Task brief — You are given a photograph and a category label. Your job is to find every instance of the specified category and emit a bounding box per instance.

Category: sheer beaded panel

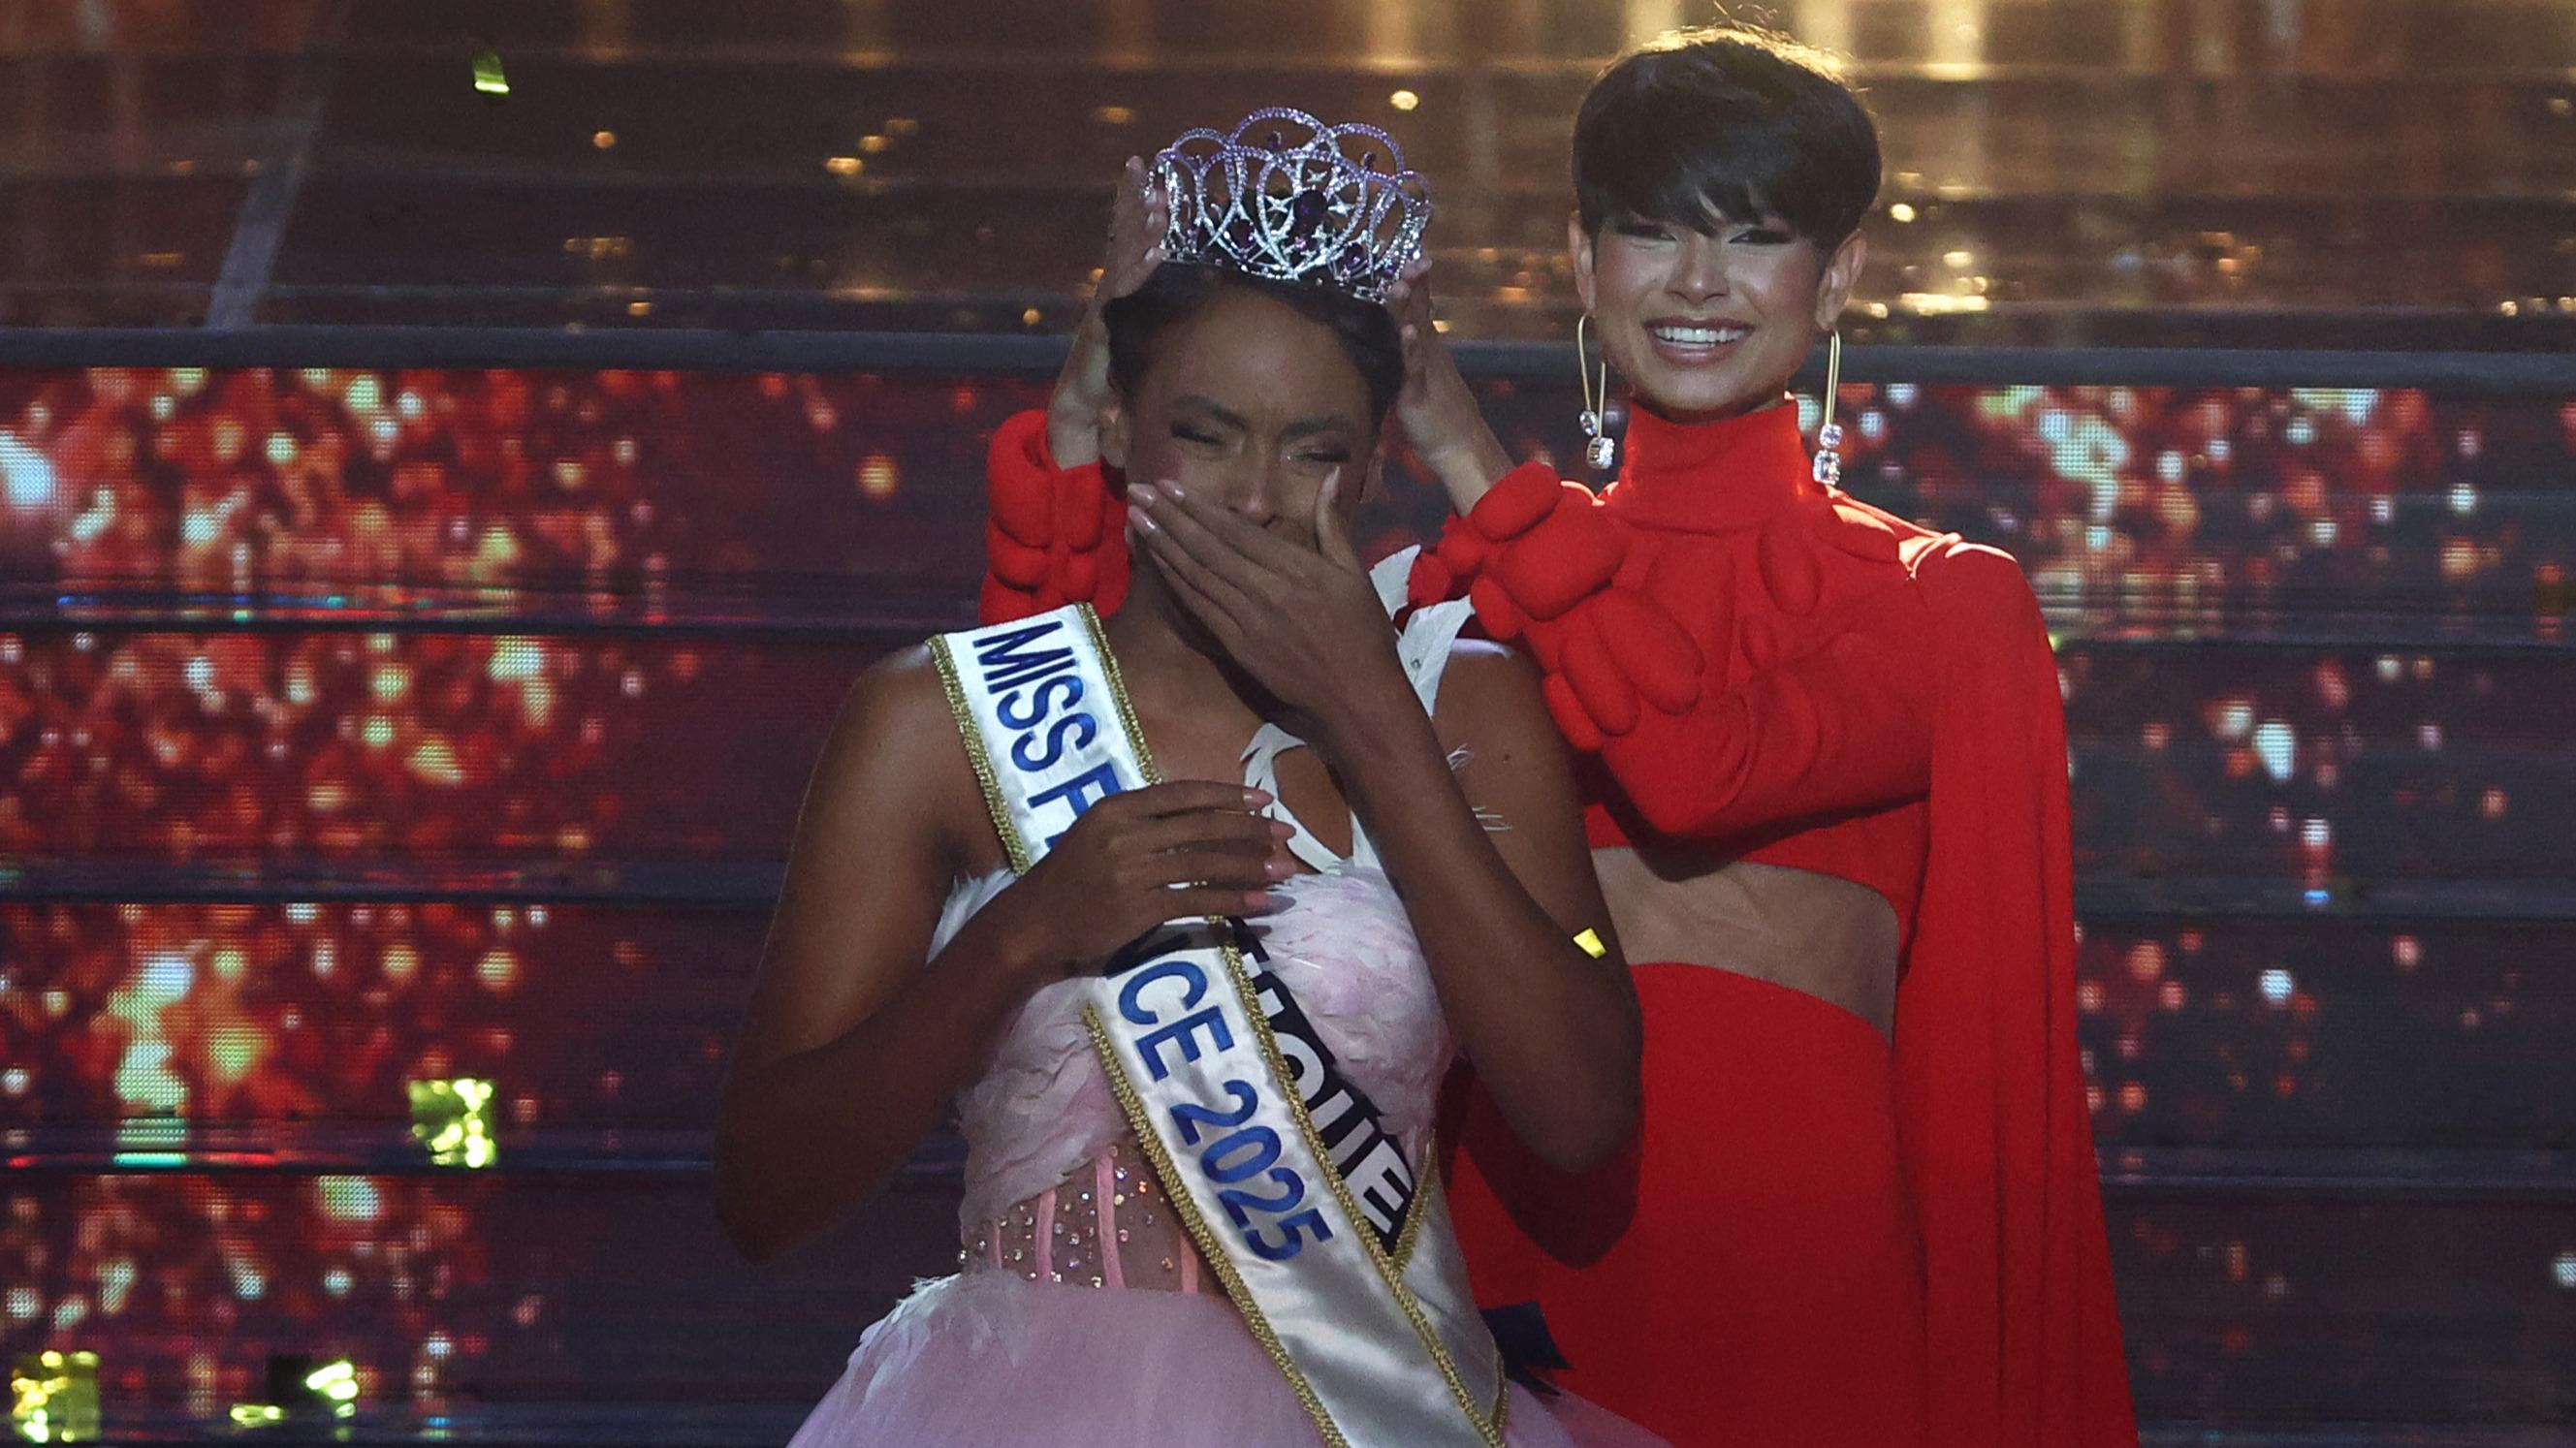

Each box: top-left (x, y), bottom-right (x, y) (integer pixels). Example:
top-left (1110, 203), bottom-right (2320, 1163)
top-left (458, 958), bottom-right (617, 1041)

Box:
top-left (962, 1135), bottom-right (1210, 1294)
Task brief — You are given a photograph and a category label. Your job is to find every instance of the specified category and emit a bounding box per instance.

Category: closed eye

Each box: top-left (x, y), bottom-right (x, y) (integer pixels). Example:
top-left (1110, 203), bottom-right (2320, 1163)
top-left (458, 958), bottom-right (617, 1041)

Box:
top-left (1731, 227), bottom-right (1795, 246)
top-left (1171, 425), bottom-right (1224, 447)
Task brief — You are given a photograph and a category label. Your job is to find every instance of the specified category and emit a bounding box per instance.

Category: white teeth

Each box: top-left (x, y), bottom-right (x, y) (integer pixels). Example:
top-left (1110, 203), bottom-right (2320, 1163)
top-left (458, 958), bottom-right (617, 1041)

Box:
top-left (1650, 324), bottom-right (1746, 347)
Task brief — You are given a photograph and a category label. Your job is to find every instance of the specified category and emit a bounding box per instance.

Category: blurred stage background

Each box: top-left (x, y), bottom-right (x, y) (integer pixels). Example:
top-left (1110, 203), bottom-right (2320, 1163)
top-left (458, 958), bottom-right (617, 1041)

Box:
top-left (0, 1), bottom-right (2572, 1443)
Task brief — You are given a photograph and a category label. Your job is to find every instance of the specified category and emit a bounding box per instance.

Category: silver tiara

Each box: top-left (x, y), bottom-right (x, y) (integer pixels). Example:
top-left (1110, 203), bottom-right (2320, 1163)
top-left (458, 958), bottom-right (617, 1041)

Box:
top-left (1151, 108), bottom-right (1432, 304)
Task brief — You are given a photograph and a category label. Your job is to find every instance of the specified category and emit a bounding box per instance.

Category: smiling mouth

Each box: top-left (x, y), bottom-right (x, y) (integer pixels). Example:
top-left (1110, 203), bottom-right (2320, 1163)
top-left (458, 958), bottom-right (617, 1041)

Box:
top-left (1647, 322), bottom-right (1751, 349)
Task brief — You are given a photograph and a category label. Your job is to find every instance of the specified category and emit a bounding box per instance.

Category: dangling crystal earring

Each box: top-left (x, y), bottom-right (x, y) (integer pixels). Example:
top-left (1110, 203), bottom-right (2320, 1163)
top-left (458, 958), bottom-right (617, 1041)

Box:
top-left (1811, 330), bottom-right (1845, 487)
top-left (1575, 313), bottom-right (1615, 472)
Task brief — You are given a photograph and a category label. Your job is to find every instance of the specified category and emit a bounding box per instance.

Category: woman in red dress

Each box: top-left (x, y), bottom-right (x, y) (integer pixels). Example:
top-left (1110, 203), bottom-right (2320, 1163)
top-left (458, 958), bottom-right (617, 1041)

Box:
top-left (980, 27), bottom-right (2135, 1448)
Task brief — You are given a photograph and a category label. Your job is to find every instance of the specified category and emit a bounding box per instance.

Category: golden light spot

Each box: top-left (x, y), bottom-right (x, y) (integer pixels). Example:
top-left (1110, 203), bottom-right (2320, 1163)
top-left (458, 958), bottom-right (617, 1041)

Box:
top-left (304, 1359), bottom-right (360, 1407)
top-left (471, 43), bottom-right (510, 101)
top-left (16, 1352), bottom-right (102, 1440)
top-left (407, 1082), bottom-right (496, 1169)
top-left (407, 737), bottom-right (465, 787)
top-left (825, 155), bottom-right (865, 176)
top-left (475, 525), bottom-right (522, 571)
top-left (1889, 203), bottom-right (1917, 223)
top-left (1389, 89), bottom-right (1420, 112)
top-left (857, 455), bottom-right (900, 500)
top-left (1898, 292), bottom-right (1988, 315)
top-left (208, 1025), bottom-right (266, 1084)
top-left (591, 130), bottom-right (617, 149)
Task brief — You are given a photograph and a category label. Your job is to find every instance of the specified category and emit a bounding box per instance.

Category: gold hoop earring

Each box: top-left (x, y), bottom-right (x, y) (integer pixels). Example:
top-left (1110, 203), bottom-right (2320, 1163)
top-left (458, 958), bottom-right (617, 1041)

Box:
top-left (1575, 313), bottom-right (1615, 471)
top-left (1811, 330), bottom-right (1845, 487)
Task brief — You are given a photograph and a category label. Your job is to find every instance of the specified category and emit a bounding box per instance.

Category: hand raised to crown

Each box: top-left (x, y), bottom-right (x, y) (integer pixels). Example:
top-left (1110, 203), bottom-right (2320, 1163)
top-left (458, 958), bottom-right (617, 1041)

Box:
top-left (1048, 156), bottom-right (1170, 470)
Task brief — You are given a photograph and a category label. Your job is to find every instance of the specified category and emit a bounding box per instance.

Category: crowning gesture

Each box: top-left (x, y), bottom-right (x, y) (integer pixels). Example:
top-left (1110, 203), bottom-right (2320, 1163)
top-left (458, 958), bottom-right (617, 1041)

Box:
top-left (1047, 156), bottom-right (1170, 469)
top-left (1385, 256), bottom-right (1517, 514)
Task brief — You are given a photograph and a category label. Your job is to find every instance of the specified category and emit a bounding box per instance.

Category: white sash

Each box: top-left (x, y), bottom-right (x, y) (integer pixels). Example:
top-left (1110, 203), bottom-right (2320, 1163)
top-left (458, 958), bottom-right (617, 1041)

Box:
top-left (931, 604), bottom-right (1508, 1448)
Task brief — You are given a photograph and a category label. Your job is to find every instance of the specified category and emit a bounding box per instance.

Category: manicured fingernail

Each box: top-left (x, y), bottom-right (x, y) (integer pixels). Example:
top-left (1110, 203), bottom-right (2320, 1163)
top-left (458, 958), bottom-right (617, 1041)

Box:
top-left (1269, 820), bottom-right (1295, 839)
top-left (1264, 857), bottom-right (1295, 881)
top-left (1131, 508), bottom-right (1159, 535)
top-left (1243, 788), bottom-right (1273, 806)
top-left (1154, 479), bottom-right (1184, 500)
top-left (1242, 891), bottom-right (1276, 912)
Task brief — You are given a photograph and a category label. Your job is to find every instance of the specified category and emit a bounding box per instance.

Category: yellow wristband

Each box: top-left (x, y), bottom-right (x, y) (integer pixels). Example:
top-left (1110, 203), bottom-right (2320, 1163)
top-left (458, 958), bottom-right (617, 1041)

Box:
top-left (1572, 928), bottom-right (1607, 960)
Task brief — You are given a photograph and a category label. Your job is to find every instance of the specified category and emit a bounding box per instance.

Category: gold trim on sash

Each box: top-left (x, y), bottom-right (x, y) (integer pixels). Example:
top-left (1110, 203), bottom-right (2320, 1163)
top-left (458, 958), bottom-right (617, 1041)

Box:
top-left (1089, 605), bottom-right (1502, 1444)
top-left (1393, 1156), bottom-right (1436, 1272)
top-left (1222, 950), bottom-right (1507, 1443)
top-left (1082, 1006), bottom-right (1352, 1448)
top-left (928, 632), bottom-right (1034, 874)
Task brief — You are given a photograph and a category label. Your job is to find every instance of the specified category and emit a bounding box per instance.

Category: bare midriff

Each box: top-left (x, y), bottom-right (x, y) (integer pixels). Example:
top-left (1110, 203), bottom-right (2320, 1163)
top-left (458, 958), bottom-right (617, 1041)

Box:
top-left (1592, 845), bottom-right (1902, 1039)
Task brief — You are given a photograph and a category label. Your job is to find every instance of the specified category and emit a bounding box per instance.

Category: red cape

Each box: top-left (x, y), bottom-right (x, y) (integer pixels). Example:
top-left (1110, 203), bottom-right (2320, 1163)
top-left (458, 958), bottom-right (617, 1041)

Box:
top-left (1902, 536), bottom-right (2136, 1446)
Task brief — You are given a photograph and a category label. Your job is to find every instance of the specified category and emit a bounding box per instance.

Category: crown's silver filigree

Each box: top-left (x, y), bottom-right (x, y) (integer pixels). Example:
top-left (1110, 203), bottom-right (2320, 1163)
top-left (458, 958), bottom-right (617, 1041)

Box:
top-left (1151, 108), bottom-right (1431, 304)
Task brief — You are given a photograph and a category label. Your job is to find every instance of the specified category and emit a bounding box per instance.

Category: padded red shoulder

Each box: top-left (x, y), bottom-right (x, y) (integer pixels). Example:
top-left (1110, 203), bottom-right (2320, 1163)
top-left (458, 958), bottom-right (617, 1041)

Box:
top-left (1464, 461), bottom-right (1574, 540)
top-left (976, 411), bottom-right (1131, 624)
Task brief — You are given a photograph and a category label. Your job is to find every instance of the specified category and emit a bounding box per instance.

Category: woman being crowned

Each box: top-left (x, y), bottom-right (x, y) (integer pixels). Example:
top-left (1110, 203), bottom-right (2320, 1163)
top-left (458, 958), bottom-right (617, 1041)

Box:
top-left (977, 30), bottom-right (2138, 1448)
top-left (716, 110), bottom-right (1663, 1448)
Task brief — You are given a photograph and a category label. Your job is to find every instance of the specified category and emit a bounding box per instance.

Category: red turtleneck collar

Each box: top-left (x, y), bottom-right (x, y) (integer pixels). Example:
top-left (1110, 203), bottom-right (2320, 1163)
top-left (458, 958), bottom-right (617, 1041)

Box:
top-left (1606, 395), bottom-right (1818, 534)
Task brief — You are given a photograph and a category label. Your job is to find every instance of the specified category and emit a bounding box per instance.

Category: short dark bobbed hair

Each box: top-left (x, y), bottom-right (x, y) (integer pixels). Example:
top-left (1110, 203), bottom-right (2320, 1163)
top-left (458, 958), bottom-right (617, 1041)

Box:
top-left (1102, 264), bottom-right (1405, 425)
top-left (1574, 25), bottom-right (1882, 247)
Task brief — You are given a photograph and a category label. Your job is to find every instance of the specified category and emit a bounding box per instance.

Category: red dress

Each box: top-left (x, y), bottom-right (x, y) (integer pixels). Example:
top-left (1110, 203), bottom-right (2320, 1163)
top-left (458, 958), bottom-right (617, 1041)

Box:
top-left (978, 404), bottom-right (2137, 1448)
